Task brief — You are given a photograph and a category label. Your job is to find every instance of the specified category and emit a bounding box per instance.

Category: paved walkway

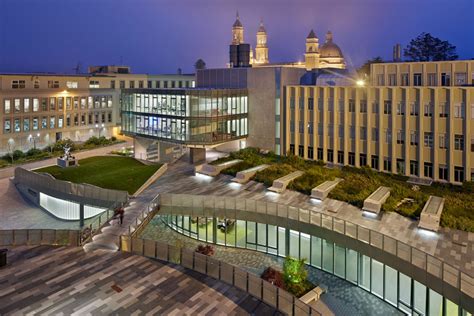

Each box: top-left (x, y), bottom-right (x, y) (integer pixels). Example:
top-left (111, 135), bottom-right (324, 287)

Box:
top-left (0, 246), bottom-right (280, 315)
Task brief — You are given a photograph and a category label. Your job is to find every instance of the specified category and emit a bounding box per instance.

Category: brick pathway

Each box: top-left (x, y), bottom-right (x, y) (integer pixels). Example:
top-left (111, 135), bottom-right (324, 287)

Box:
top-left (0, 246), bottom-right (281, 315)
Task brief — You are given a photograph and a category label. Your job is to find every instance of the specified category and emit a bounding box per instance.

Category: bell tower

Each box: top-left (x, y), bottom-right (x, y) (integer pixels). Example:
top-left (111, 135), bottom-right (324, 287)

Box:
top-left (254, 20), bottom-right (269, 65)
top-left (304, 29), bottom-right (320, 70)
top-left (232, 11), bottom-right (244, 45)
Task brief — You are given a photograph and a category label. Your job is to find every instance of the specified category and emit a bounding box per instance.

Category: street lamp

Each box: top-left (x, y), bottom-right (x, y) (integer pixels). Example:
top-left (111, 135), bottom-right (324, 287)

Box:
top-left (7, 138), bottom-right (15, 164)
top-left (29, 133), bottom-right (40, 149)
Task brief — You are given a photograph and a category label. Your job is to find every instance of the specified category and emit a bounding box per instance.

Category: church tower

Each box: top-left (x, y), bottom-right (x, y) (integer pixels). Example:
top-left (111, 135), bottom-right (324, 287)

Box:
top-left (254, 20), bottom-right (269, 65)
top-left (304, 29), bottom-right (320, 70)
top-left (232, 12), bottom-right (244, 45)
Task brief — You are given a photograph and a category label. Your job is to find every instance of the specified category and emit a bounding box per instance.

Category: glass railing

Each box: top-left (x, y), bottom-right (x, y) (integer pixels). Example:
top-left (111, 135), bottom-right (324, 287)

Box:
top-left (158, 193), bottom-right (474, 301)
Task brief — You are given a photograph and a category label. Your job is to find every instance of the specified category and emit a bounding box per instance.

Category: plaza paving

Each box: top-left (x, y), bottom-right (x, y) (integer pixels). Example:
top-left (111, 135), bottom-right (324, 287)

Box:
top-left (0, 245), bottom-right (281, 315)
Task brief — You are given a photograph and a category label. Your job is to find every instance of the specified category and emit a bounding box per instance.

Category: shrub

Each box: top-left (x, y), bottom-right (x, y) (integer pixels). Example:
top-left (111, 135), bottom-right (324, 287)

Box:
top-left (254, 164), bottom-right (296, 187)
top-left (110, 136), bottom-right (117, 142)
top-left (195, 244), bottom-right (215, 256)
top-left (283, 256), bottom-right (308, 285)
top-left (26, 148), bottom-right (43, 157)
top-left (261, 267), bottom-right (285, 288)
top-left (52, 139), bottom-right (76, 152)
top-left (12, 150), bottom-right (25, 160)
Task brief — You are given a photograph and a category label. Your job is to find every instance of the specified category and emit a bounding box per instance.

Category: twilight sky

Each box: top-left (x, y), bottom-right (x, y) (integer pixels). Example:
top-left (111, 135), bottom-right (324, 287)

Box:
top-left (0, 0), bottom-right (472, 74)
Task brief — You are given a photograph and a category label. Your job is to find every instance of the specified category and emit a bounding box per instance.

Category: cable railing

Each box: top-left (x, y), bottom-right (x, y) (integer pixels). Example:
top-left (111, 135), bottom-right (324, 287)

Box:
top-left (158, 193), bottom-right (474, 301)
top-left (120, 235), bottom-right (322, 316)
top-left (80, 201), bottom-right (124, 245)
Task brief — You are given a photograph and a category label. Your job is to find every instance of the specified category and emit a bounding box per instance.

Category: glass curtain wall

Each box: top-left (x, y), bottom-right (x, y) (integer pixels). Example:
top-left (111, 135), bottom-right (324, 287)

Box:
top-left (162, 214), bottom-right (469, 316)
top-left (121, 89), bottom-right (248, 145)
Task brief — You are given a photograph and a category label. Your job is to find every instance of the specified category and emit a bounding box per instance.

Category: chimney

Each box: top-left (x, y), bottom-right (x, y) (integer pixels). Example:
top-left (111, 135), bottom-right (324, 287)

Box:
top-left (393, 44), bottom-right (401, 62)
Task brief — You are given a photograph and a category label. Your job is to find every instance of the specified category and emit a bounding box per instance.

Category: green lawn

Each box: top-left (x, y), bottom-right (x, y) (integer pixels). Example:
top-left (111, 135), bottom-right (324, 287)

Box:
top-left (36, 156), bottom-right (162, 194)
top-left (212, 148), bottom-right (474, 232)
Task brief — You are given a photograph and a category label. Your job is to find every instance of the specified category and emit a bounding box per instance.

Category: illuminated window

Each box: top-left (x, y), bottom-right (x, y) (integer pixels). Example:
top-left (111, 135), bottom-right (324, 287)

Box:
top-left (66, 81), bottom-right (78, 89)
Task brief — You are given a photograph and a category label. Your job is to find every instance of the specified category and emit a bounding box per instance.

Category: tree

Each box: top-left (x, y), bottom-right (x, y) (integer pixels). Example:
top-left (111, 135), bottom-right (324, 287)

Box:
top-left (404, 32), bottom-right (458, 62)
top-left (357, 56), bottom-right (384, 78)
top-left (194, 59), bottom-right (206, 71)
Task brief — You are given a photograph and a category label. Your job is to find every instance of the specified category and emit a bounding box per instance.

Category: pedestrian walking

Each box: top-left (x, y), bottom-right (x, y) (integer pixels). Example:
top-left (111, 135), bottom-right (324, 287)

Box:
top-left (119, 208), bottom-right (124, 225)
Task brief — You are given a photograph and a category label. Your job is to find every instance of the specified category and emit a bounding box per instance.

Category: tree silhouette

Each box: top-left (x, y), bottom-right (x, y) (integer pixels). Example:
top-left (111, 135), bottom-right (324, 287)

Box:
top-left (194, 59), bottom-right (206, 71)
top-left (404, 33), bottom-right (458, 61)
top-left (357, 56), bottom-right (384, 77)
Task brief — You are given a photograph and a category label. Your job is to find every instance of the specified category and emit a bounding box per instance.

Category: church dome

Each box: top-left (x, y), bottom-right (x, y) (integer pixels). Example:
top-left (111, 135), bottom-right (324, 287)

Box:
top-left (320, 31), bottom-right (344, 58)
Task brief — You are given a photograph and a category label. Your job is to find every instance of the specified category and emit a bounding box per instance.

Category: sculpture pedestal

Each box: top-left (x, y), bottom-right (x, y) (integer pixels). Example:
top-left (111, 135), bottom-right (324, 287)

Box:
top-left (57, 157), bottom-right (78, 168)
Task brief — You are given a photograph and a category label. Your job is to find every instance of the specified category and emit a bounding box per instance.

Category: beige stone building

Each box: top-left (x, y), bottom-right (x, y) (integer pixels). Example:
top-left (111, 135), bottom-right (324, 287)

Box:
top-left (284, 60), bottom-right (474, 184)
top-left (0, 68), bottom-right (194, 154)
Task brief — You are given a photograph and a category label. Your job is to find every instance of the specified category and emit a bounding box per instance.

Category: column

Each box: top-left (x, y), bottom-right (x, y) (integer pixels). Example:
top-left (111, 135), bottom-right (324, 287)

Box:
top-left (354, 87), bottom-right (361, 167)
top-left (448, 88), bottom-right (455, 182)
top-left (404, 88), bottom-right (411, 175)
top-left (322, 87), bottom-right (328, 162)
top-left (366, 87), bottom-right (373, 163)
top-left (378, 88), bottom-right (384, 172)
top-left (333, 88), bottom-right (339, 160)
top-left (344, 88), bottom-right (350, 165)
top-left (432, 88), bottom-right (439, 181)
top-left (418, 88), bottom-right (425, 178)
top-left (303, 87), bottom-right (309, 159)
top-left (464, 88), bottom-right (471, 181)
top-left (391, 88), bottom-right (398, 173)
top-left (79, 204), bottom-right (85, 228)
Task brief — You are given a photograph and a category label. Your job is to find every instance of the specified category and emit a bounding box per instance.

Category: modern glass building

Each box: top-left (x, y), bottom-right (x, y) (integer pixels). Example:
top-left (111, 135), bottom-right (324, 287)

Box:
top-left (121, 89), bottom-right (248, 145)
top-left (161, 214), bottom-right (472, 316)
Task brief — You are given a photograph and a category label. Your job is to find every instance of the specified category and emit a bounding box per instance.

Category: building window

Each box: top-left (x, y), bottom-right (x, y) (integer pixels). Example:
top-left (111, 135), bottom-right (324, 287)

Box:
top-left (34, 79), bottom-right (40, 89)
top-left (308, 122), bottom-right (313, 134)
top-left (371, 155), bottom-right (379, 170)
top-left (41, 116), bottom-right (47, 129)
top-left (385, 129), bottom-right (392, 143)
top-left (454, 167), bottom-right (464, 182)
top-left (455, 72), bottom-right (467, 86)
top-left (424, 163), bottom-right (433, 178)
top-left (439, 103), bottom-right (448, 117)
top-left (410, 131), bottom-right (418, 146)
top-left (4, 119), bottom-right (11, 133)
top-left (14, 118), bottom-right (21, 132)
top-left (427, 73), bottom-right (437, 86)
top-left (89, 80), bottom-right (100, 88)
top-left (13, 99), bottom-right (20, 113)
top-left (410, 160), bottom-right (418, 176)
top-left (298, 145), bottom-right (304, 157)
top-left (376, 74), bottom-right (384, 86)
top-left (120, 80), bottom-right (125, 89)
top-left (396, 130), bottom-right (404, 144)
top-left (50, 116), bottom-right (55, 129)
top-left (360, 154), bottom-right (367, 167)
top-left (383, 101), bottom-right (392, 114)
top-left (33, 117), bottom-right (38, 130)
top-left (441, 73), bottom-right (451, 86)
top-left (396, 102), bottom-right (404, 115)
top-left (41, 98), bottom-right (48, 111)
top-left (299, 96), bottom-right (304, 109)
top-left (308, 97), bottom-right (314, 110)
top-left (164, 81), bottom-right (168, 88)
top-left (372, 102), bottom-right (379, 114)
top-left (66, 114), bottom-right (71, 127)
top-left (80, 97), bottom-right (86, 109)
top-left (24, 98), bottom-right (30, 112)
top-left (299, 122), bottom-right (304, 133)
top-left (348, 99), bottom-right (355, 112)
top-left (337, 151), bottom-right (344, 164)
top-left (454, 135), bottom-right (464, 150)
top-left (327, 150), bottom-right (334, 163)
top-left (413, 73), bottom-right (422, 86)
top-left (12, 80), bottom-right (26, 89)
top-left (23, 118), bottom-right (30, 132)
top-left (58, 97), bottom-right (64, 110)
top-left (388, 74), bottom-right (396, 86)
top-left (454, 104), bottom-right (464, 118)
top-left (33, 98), bottom-right (39, 112)
top-left (372, 128), bottom-right (379, 141)
top-left (383, 157), bottom-right (391, 172)
top-left (66, 81), bottom-right (78, 89)
top-left (156, 81), bottom-right (161, 88)
top-left (49, 97), bottom-right (56, 111)
top-left (171, 81), bottom-right (176, 88)
top-left (4, 100), bottom-right (11, 114)
top-left (108, 112), bottom-right (112, 123)
top-left (410, 103), bottom-right (418, 116)
top-left (397, 159), bottom-right (405, 174)
top-left (138, 80), bottom-right (144, 88)
top-left (424, 103), bottom-right (433, 117)
top-left (401, 73), bottom-right (409, 86)
top-left (360, 127), bottom-right (367, 140)
top-left (348, 152), bottom-right (355, 166)
top-left (147, 80), bottom-right (153, 88)
top-left (110, 80), bottom-right (116, 89)
top-left (129, 81), bottom-right (135, 88)
top-left (48, 80), bottom-right (60, 88)
top-left (289, 144), bottom-right (295, 155)
top-left (360, 100), bottom-right (367, 113)
top-left (424, 132), bottom-right (433, 148)
top-left (317, 148), bottom-right (323, 161)
top-left (439, 165), bottom-right (448, 181)
top-left (439, 134), bottom-right (447, 149)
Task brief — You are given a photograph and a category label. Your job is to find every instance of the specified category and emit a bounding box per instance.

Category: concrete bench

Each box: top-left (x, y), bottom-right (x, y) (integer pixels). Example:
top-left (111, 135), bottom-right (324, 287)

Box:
top-left (363, 186), bottom-right (391, 214)
top-left (268, 171), bottom-right (304, 193)
top-left (311, 178), bottom-right (342, 201)
top-left (299, 285), bottom-right (327, 304)
top-left (195, 159), bottom-right (242, 177)
top-left (231, 164), bottom-right (269, 184)
top-left (418, 196), bottom-right (445, 232)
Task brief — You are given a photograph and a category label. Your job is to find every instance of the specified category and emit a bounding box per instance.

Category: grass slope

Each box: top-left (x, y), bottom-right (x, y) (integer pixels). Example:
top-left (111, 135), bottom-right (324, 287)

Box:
top-left (36, 156), bottom-right (161, 195)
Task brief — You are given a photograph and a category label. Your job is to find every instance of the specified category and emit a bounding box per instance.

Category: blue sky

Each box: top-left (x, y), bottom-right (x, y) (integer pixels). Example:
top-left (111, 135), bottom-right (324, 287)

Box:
top-left (0, 0), bottom-right (472, 74)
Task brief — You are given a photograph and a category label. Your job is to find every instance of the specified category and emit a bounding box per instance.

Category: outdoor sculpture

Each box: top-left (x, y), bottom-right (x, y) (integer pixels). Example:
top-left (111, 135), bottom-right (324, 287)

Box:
top-left (57, 144), bottom-right (78, 168)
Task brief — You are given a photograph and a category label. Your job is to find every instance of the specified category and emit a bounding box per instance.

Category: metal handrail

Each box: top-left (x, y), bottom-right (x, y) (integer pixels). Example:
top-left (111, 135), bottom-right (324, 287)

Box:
top-left (158, 193), bottom-right (473, 299)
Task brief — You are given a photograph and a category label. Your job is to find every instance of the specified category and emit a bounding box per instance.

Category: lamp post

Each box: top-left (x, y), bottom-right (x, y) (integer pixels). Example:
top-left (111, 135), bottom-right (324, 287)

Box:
top-left (95, 123), bottom-right (105, 137)
top-left (29, 133), bottom-right (40, 149)
top-left (7, 138), bottom-right (15, 164)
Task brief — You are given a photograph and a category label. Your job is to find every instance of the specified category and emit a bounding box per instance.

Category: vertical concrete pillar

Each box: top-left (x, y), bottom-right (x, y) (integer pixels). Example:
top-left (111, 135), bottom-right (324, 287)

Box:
top-left (79, 203), bottom-right (84, 228)
top-left (190, 147), bottom-right (206, 165)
